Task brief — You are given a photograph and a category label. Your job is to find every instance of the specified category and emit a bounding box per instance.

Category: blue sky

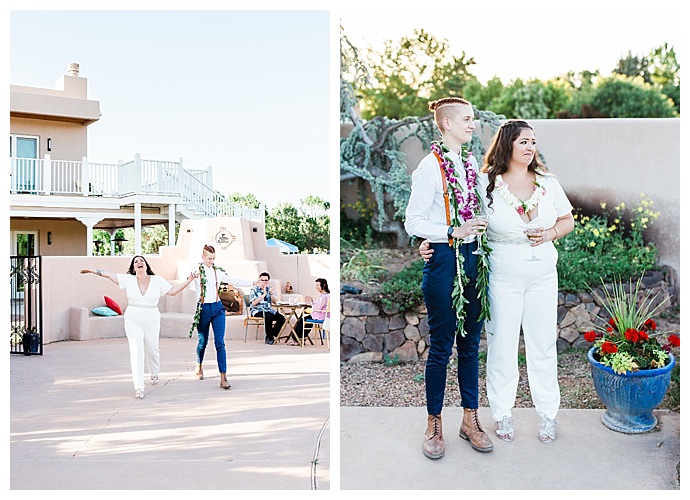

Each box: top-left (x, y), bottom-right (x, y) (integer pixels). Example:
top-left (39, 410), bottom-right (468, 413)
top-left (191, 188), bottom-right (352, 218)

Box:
top-left (10, 8), bottom-right (331, 210)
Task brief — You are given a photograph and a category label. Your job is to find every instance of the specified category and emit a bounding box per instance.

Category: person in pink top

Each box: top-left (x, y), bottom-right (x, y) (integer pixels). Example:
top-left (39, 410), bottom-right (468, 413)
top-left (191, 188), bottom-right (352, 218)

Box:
top-left (292, 278), bottom-right (330, 345)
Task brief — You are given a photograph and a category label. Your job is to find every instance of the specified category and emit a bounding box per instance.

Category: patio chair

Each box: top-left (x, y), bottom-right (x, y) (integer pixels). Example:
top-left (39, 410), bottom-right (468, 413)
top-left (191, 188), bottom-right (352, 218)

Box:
top-left (303, 296), bottom-right (330, 348)
top-left (243, 294), bottom-right (264, 342)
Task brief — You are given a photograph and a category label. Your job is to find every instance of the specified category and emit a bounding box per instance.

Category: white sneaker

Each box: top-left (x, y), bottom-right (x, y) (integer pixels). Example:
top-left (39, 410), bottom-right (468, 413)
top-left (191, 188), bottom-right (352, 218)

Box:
top-left (495, 415), bottom-right (514, 442)
top-left (538, 415), bottom-right (557, 443)
top-left (135, 389), bottom-right (145, 400)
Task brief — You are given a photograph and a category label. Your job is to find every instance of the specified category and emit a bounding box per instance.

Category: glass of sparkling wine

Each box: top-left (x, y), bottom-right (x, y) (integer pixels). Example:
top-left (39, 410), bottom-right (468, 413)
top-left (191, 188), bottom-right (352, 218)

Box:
top-left (524, 226), bottom-right (543, 261)
top-left (472, 215), bottom-right (488, 255)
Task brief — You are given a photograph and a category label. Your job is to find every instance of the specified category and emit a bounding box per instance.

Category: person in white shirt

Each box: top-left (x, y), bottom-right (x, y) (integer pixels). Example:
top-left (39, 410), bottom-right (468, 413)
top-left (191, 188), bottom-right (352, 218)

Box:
top-left (190, 244), bottom-right (250, 389)
top-left (81, 256), bottom-right (198, 400)
top-left (404, 97), bottom-right (494, 459)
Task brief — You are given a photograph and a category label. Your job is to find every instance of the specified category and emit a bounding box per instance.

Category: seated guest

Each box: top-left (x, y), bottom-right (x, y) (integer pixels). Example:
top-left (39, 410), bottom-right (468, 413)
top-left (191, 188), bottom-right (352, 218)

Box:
top-left (293, 278), bottom-right (330, 345)
top-left (249, 272), bottom-right (285, 345)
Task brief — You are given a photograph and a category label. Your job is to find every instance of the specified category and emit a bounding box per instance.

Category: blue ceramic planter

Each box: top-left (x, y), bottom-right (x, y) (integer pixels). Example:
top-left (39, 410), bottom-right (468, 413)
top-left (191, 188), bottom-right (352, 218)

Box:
top-left (587, 346), bottom-right (675, 433)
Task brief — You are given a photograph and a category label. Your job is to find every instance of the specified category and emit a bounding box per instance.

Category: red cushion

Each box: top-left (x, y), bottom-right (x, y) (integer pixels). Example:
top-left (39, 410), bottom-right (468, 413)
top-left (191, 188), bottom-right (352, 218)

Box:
top-left (104, 296), bottom-right (122, 315)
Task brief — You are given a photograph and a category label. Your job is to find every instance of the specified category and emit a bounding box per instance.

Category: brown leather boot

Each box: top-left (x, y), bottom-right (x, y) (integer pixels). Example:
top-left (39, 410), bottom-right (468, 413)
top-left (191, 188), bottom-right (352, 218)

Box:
top-left (195, 364), bottom-right (203, 380)
top-left (219, 372), bottom-right (231, 390)
top-left (459, 408), bottom-right (494, 452)
top-left (423, 414), bottom-right (445, 459)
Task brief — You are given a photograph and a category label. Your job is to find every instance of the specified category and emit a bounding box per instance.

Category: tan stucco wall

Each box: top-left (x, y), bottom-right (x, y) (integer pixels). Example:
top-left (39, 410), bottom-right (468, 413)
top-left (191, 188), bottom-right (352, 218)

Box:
top-left (10, 219), bottom-right (85, 256)
top-left (341, 118), bottom-right (680, 286)
top-left (38, 217), bottom-right (332, 343)
top-left (10, 117), bottom-right (88, 160)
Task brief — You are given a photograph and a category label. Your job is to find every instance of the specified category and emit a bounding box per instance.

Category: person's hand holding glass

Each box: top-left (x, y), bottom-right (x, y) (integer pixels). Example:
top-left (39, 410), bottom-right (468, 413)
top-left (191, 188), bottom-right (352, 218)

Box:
top-left (472, 213), bottom-right (488, 255)
top-left (524, 224), bottom-right (544, 261)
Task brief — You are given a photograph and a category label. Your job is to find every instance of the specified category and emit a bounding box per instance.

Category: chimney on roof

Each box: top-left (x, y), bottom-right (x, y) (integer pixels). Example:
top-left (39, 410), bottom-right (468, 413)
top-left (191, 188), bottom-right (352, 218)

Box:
top-left (67, 62), bottom-right (80, 76)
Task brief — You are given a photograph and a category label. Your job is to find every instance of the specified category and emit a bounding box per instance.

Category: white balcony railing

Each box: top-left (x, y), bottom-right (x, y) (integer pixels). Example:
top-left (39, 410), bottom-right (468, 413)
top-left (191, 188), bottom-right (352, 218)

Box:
top-left (9, 154), bottom-right (264, 222)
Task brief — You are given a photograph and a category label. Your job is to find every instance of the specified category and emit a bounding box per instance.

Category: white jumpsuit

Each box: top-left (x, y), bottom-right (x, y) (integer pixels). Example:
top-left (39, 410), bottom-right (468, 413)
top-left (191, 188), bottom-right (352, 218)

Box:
top-left (479, 173), bottom-right (572, 422)
top-left (118, 274), bottom-right (172, 392)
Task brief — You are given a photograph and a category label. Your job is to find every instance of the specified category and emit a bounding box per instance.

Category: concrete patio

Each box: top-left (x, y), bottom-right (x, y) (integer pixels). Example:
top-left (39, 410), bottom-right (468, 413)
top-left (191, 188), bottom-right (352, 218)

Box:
top-left (10, 335), bottom-right (330, 490)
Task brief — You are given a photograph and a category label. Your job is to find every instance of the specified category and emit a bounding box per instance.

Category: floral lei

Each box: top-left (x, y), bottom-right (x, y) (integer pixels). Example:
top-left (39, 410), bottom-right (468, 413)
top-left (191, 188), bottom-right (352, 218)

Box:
top-left (188, 263), bottom-right (228, 338)
top-left (431, 141), bottom-right (491, 335)
top-left (495, 173), bottom-right (547, 216)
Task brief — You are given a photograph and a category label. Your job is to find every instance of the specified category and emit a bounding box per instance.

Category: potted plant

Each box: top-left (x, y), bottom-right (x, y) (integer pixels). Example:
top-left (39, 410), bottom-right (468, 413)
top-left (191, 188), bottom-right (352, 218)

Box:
top-left (584, 275), bottom-right (680, 433)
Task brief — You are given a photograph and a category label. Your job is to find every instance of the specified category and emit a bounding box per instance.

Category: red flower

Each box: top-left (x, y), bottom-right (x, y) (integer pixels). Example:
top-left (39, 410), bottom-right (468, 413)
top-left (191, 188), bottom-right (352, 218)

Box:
top-left (643, 318), bottom-right (656, 330)
top-left (608, 317), bottom-right (617, 327)
top-left (601, 340), bottom-right (618, 354)
top-left (606, 326), bottom-right (613, 332)
top-left (624, 328), bottom-right (640, 343)
top-left (584, 330), bottom-right (597, 343)
top-left (668, 334), bottom-right (680, 347)
top-left (638, 331), bottom-right (649, 342)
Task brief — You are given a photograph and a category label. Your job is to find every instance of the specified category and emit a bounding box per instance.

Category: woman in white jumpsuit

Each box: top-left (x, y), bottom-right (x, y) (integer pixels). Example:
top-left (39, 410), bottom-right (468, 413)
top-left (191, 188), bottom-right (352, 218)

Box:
top-left (82, 256), bottom-right (198, 399)
top-left (479, 120), bottom-right (574, 443)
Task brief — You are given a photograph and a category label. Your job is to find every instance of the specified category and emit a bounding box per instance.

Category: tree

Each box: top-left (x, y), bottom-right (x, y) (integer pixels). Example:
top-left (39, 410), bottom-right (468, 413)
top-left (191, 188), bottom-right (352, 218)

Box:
top-left (359, 28), bottom-right (477, 119)
top-left (462, 77), bottom-right (505, 111)
top-left (591, 75), bottom-right (677, 118)
top-left (491, 78), bottom-right (571, 119)
top-left (647, 43), bottom-right (680, 113)
top-left (613, 44), bottom-right (680, 114)
top-left (227, 192), bottom-right (262, 209)
top-left (340, 26), bottom-right (502, 247)
top-left (265, 197), bottom-right (330, 253)
top-left (614, 50), bottom-right (652, 82)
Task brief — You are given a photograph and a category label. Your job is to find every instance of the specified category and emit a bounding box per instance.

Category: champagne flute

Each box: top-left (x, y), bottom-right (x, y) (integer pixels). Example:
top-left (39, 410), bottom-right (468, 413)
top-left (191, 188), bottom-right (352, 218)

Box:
top-left (524, 225), bottom-right (543, 261)
top-left (472, 214), bottom-right (488, 255)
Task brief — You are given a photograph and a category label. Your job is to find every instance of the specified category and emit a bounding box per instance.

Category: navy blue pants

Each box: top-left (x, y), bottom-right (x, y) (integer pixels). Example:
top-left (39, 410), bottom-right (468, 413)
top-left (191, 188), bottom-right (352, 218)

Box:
top-left (422, 241), bottom-right (484, 415)
top-left (196, 301), bottom-right (227, 373)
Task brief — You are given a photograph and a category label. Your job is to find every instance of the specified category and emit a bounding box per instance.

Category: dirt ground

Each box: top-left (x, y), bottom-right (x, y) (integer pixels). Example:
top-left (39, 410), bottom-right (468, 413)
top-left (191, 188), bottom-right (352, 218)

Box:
top-left (340, 248), bottom-right (680, 411)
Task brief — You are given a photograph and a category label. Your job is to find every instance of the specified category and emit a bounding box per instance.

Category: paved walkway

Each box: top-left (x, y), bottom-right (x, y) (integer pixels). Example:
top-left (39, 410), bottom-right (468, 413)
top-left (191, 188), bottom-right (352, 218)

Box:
top-left (340, 406), bottom-right (680, 490)
top-left (11, 334), bottom-right (681, 491)
top-left (10, 335), bottom-right (330, 490)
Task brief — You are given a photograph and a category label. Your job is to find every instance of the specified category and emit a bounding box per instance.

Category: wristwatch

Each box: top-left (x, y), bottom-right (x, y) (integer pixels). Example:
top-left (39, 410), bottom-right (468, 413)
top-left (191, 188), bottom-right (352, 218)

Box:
top-left (447, 226), bottom-right (454, 239)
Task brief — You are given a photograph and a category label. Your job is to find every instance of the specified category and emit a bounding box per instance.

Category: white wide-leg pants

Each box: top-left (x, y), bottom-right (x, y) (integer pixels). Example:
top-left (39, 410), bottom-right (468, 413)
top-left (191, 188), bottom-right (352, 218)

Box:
top-left (485, 242), bottom-right (561, 422)
top-left (124, 307), bottom-right (161, 392)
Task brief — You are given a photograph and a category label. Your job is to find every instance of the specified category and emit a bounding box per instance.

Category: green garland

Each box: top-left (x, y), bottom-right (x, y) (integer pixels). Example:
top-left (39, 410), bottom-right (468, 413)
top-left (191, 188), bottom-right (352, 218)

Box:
top-left (188, 263), bottom-right (228, 338)
top-left (431, 141), bottom-right (491, 336)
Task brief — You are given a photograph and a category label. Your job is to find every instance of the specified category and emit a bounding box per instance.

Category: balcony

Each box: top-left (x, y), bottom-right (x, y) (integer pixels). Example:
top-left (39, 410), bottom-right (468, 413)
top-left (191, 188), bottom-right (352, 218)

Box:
top-left (9, 154), bottom-right (265, 222)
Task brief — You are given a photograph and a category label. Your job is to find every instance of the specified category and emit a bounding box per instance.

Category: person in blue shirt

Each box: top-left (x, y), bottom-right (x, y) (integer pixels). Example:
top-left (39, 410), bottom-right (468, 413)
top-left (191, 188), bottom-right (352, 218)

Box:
top-left (249, 272), bottom-right (285, 345)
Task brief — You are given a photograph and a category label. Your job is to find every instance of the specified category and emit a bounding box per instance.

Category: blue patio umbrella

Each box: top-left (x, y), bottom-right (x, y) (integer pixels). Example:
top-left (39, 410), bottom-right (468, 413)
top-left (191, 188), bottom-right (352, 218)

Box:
top-left (266, 238), bottom-right (299, 254)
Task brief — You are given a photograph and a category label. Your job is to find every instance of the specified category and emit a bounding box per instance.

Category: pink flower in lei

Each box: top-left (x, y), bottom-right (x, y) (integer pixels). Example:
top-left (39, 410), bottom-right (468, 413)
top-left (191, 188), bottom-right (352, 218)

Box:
top-left (430, 140), bottom-right (491, 336)
top-left (431, 141), bottom-right (479, 222)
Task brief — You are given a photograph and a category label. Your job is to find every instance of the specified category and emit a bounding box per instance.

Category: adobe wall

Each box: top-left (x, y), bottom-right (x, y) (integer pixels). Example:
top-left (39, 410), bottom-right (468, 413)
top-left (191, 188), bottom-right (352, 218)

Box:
top-left (341, 118), bottom-right (681, 290)
top-left (36, 216), bottom-right (332, 344)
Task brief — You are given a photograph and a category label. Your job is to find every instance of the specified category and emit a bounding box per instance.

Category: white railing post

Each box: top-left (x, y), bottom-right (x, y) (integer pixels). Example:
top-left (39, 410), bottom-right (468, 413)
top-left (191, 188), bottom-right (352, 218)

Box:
top-left (206, 165), bottom-right (213, 190)
top-left (168, 203), bottom-right (176, 246)
top-left (81, 157), bottom-right (89, 196)
top-left (134, 153), bottom-right (142, 195)
top-left (43, 154), bottom-right (52, 195)
top-left (178, 157), bottom-right (184, 195)
top-left (134, 202), bottom-right (142, 255)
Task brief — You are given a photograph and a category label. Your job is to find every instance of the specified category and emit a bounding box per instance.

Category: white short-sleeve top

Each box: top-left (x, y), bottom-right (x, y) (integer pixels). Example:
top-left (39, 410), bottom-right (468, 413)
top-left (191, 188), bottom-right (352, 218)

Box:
top-left (117, 274), bottom-right (172, 309)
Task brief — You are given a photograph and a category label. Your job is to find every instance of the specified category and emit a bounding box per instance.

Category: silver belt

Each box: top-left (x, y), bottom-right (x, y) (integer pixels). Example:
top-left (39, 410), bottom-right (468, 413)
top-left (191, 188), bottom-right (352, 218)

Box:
top-left (487, 235), bottom-right (530, 245)
top-left (127, 304), bottom-right (159, 309)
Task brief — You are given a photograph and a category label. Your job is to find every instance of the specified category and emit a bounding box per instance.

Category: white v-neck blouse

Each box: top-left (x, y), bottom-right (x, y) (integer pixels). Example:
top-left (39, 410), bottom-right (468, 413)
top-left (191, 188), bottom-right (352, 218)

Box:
top-left (117, 274), bottom-right (172, 309)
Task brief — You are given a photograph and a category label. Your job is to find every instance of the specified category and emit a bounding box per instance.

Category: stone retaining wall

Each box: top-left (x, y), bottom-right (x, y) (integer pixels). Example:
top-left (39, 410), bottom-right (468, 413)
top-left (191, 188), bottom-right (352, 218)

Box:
top-left (340, 270), bottom-right (676, 363)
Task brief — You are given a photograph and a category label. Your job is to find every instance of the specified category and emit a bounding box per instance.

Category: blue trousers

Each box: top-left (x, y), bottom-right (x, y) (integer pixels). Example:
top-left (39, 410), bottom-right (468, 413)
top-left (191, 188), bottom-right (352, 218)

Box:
top-left (422, 241), bottom-right (483, 415)
top-left (196, 301), bottom-right (227, 373)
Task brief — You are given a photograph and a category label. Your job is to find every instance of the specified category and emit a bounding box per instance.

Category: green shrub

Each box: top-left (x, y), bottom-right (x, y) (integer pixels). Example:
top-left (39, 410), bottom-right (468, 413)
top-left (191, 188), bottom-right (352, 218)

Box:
top-left (556, 195), bottom-right (659, 292)
top-left (340, 242), bottom-right (390, 283)
top-left (378, 258), bottom-right (425, 312)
